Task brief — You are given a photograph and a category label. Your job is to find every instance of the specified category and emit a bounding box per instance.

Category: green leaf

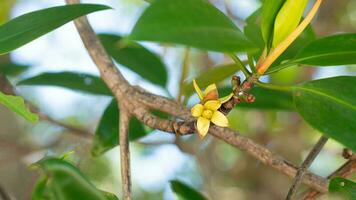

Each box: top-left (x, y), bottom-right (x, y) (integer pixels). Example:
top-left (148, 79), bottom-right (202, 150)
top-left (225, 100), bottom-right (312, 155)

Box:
top-left (0, 4), bottom-right (110, 55)
top-left (220, 86), bottom-right (294, 110)
top-left (261, 0), bottom-right (286, 47)
top-left (92, 99), bottom-right (147, 156)
top-left (32, 157), bottom-right (118, 200)
top-left (0, 91), bottom-right (38, 123)
top-left (244, 9), bottom-right (264, 51)
top-left (329, 177), bottom-right (356, 200)
top-left (17, 72), bottom-right (112, 96)
top-left (170, 180), bottom-right (207, 200)
top-left (291, 33), bottom-right (356, 66)
top-left (99, 34), bottom-right (167, 87)
top-left (0, 63), bottom-right (30, 76)
top-left (130, 0), bottom-right (256, 52)
top-left (293, 76), bottom-right (356, 151)
top-left (272, 0), bottom-right (308, 47)
top-left (183, 63), bottom-right (240, 97)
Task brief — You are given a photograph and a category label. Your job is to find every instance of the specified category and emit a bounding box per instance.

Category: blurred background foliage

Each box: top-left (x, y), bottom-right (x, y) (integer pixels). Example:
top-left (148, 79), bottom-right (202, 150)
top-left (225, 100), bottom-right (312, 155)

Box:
top-left (0, 0), bottom-right (355, 199)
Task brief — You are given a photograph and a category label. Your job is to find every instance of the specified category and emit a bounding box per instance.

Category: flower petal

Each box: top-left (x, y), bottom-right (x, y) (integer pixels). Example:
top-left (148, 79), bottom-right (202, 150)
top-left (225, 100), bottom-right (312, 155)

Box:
top-left (204, 84), bottom-right (217, 96)
top-left (211, 111), bottom-right (229, 127)
top-left (191, 104), bottom-right (203, 117)
top-left (219, 93), bottom-right (234, 104)
top-left (193, 79), bottom-right (204, 101)
top-left (197, 117), bottom-right (210, 138)
top-left (204, 100), bottom-right (221, 111)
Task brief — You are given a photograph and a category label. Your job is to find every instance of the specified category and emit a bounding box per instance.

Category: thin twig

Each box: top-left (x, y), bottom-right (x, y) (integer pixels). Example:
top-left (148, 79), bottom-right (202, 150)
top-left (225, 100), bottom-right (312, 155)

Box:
top-left (119, 106), bottom-right (132, 200)
top-left (302, 150), bottom-right (356, 200)
top-left (286, 136), bottom-right (328, 200)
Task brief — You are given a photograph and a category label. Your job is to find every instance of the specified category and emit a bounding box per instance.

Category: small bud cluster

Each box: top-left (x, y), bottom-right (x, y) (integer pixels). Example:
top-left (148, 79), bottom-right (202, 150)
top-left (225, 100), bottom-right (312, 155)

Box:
top-left (231, 75), bottom-right (255, 104)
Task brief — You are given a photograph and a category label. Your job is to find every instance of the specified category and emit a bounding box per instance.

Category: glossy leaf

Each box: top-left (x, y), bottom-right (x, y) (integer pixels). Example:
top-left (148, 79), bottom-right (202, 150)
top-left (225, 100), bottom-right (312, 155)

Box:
top-left (329, 177), bottom-right (356, 199)
top-left (130, 0), bottom-right (256, 52)
top-left (0, 63), bottom-right (30, 76)
top-left (291, 33), bottom-right (356, 66)
top-left (0, 91), bottom-right (38, 123)
top-left (244, 9), bottom-right (264, 51)
top-left (17, 72), bottom-right (112, 96)
top-left (32, 158), bottom-right (118, 200)
top-left (220, 86), bottom-right (294, 110)
top-left (170, 180), bottom-right (207, 200)
top-left (183, 63), bottom-right (240, 97)
top-left (99, 34), bottom-right (167, 87)
top-left (0, 4), bottom-right (110, 55)
top-left (261, 0), bottom-right (285, 46)
top-left (293, 76), bottom-right (356, 151)
top-left (273, 0), bottom-right (308, 47)
top-left (92, 100), bottom-right (147, 156)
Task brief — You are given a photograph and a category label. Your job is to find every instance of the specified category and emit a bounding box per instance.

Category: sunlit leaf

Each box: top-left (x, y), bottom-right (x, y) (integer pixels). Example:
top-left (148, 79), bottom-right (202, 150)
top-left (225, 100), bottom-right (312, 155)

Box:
top-left (261, 0), bottom-right (285, 47)
top-left (329, 177), bottom-right (356, 200)
top-left (32, 157), bottom-right (118, 200)
top-left (17, 72), bottom-right (112, 96)
top-left (170, 180), bottom-right (207, 200)
top-left (0, 4), bottom-right (110, 55)
top-left (99, 34), bottom-right (167, 87)
top-left (293, 76), bottom-right (356, 151)
top-left (0, 91), bottom-right (38, 123)
top-left (130, 0), bottom-right (256, 52)
top-left (92, 99), bottom-right (148, 156)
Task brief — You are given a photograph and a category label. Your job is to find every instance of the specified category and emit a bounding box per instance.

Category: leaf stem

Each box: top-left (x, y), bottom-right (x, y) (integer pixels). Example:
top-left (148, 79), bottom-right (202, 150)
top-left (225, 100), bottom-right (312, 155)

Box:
top-left (257, 0), bottom-right (323, 75)
top-left (229, 53), bottom-right (251, 77)
top-left (255, 81), bottom-right (292, 92)
top-left (177, 48), bottom-right (190, 103)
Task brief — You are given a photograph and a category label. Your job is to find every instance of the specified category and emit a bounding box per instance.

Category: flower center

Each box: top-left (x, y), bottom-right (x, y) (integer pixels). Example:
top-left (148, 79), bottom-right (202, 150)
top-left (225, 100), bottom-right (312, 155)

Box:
top-left (202, 109), bottom-right (213, 119)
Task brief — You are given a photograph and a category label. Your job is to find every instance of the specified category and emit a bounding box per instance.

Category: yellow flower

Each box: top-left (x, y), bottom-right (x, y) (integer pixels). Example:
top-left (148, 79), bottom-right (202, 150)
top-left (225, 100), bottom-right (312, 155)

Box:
top-left (191, 80), bottom-right (233, 138)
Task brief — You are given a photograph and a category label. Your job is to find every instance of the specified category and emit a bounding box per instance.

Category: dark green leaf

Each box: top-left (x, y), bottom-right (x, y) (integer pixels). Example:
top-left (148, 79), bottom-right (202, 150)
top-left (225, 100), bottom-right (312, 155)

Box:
top-left (170, 180), bottom-right (207, 200)
top-left (183, 63), bottom-right (240, 97)
top-left (0, 4), bottom-right (110, 55)
top-left (293, 76), bottom-right (356, 151)
top-left (92, 99), bottom-right (147, 156)
top-left (130, 0), bottom-right (256, 52)
top-left (261, 0), bottom-right (285, 47)
top-left (244, 9), bottom-right (264, 51)
top-left (220, 86), bottom-right (294, 110)
top-left (0, 91), bottom-right (38, 123)
top-left (291, 33), bottom-right (356, 66)
top-left (17, 72), bottom-right (112, 96)
top-left (0, 63), bottom-right (30, 76)
top-left (33, 158), bottom-right (118, 200)
top-left (99, 34), bottom-right (167, 87)
top-left (329, 177), bottom-right (356, 200)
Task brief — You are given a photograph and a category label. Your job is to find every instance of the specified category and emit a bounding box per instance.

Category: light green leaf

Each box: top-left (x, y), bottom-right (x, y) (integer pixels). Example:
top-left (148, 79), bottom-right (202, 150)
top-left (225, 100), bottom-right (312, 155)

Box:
top-left (220, 86), bottom-right (294, 110)
top-left (329, 177), bottom-right (356, 200)
top-left (183, 63), bottom-right (240, 97)
top-left (0, 4), bottom-right (110, 55)
top-left (0, 91), bottom-right (38, 123)
top-left (293, 76), bottom-right (356, 151)
top-left (130, 0), bottom-right (256, 52)
top-left (92, 99), bottom-right (148, 156)
top-left (32, 158), bottom-right (118, 200)
top-left (170, 180), bottom-right (207, 200)
top-left (17, 72), bottom-right (112, 96)
top-left (261, 0), bottom-right (286, 47)
top-left (273, 0), bottom-right (308, 47)
top-left (99, 34), bottom-right (167, 87)
top-left (291, 33), bottom-right (356, 66)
